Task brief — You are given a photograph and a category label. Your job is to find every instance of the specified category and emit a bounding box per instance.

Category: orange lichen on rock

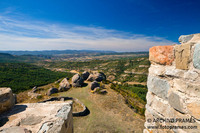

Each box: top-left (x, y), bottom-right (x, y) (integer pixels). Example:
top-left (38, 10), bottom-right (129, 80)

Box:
top-left (149, 45), bottom-right (174, 65)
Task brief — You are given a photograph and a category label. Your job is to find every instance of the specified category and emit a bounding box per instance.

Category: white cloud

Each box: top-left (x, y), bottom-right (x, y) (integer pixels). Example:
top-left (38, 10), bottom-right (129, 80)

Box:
top-left (0, 15), bottom-right (174, 52)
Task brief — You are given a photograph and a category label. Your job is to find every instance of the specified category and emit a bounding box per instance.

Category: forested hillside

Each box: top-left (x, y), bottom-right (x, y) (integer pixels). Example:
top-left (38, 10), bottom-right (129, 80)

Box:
top-left (0, 63), bottom-right (73, 93)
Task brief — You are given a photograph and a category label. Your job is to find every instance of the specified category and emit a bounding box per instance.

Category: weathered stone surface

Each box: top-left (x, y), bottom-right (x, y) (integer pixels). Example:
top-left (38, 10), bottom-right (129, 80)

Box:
top-left (183, 70), bottom-right (199, 81)
top-left (149, 45), bottom-right (174, 65)
top-left (179, 34), bottom-right (194, 43)
top-left (168, 92), bottom-right (185, 113)
top-left (173, 79), bottom-right (200, 97)
top-left (47, 88), bottom-right (58, 96)
top-left (0, 88), bottom-right (15, 114)
top-left (90, 81), bottom-right (100, 90)
top-left (187, 102), bottom-right (200, 120)
top-left (82, 71), bottom-right (90, 80)
top-left (146, 93), bottom-right (174, 118)
top-left (147, 76), bottom-right (170, 100)
top-left (188, 33), bottom-right (200, 44)
top-left (38, 104), bottom-right (73, 133)
top-left (59, 78), bottom-right (71, 92)
top-left (148, 64), bottom-right (165, 76)
top-left (146, 92), bottom-right (154, 106)
top-left (165, 66), bottom-right (185, 78)
top-left (193, 43), bottom-right (200, 69)
top-left (87, 71), bottom-right (106, 82)
top-left (21, 115), bottom-right (44, 125)
top-left (175, 43), bottom-right (191, 70)
top-left (172, 110), bottom-right (198, 133)
top-left (0, 126), bottom-right (32, 133)
top-left (0, 101), bottom-right (73, 133)
top-left (72, 74), bottom-right (84, 87)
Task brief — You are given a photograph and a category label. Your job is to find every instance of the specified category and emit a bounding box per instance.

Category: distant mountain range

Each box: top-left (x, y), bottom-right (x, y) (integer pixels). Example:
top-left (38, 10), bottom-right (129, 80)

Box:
top-left (0, 50), bottom-right (116, 55)
top-left (0, 50), bottom-right (148, 63)
top-left (0, 53), bottom-right (43, 63)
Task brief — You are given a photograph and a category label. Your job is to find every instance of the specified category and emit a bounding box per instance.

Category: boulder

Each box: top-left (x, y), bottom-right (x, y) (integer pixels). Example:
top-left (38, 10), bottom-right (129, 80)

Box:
top-left (0, 88), bottom-right (15, 114)
top-left (90, 81), bottom-right (100, 90)
top-left (81, 71), bottom-right (90, 80)
top-left (47, 88), bottom-right (58, 96)
top-left (87, 72), bottom-right (106, 82)
top-left (72, 74), bottom-right (84, 87)
top-left (59, 78), bottom-right (71, 92)
top-left (0, 101), bottom-right (73, 133)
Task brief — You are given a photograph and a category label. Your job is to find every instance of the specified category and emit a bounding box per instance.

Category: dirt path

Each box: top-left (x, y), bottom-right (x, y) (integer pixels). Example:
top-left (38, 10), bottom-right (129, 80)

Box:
top-left (126, 82), bottom-right (147, 86)
top-left (59, 83), bottom-right (145, 133)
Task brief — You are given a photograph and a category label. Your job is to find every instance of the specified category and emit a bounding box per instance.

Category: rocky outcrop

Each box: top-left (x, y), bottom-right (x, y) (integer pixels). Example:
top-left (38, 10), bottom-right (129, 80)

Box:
top-left (0, 126), bottom-right (32, 133)
top-left (59, 78), bottom-right (71, 92)
top-left (82, 71), bottom-right (90, 80)
top-left (87, 71), bottom-right (106, 82)
top-left (90, 81), bottom-right (100, 90)
top-left (144, 34), bottom-right (200, 133)
top-left (0, 88), bottom-right (15, 114)
top-left (0, 100), bottom-right (73, 133)
top-left (47, 88), bottom-right (58, 96)
top-left (72, 74), bottom-right (84, 87)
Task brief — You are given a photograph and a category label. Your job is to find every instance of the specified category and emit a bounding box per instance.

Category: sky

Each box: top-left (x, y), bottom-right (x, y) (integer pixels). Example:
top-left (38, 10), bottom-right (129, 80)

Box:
top-left (0, 0), bottom-right (200, 52)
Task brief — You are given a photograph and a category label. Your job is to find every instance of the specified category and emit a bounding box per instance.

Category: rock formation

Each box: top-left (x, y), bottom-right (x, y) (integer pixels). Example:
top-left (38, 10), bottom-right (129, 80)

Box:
top-left (47, 88), bottom-right (58, 96)
top-left (87, 71), bottom-right (106, 82)
top-left (72, 74), bottom-right (84, 87)
top-left (0, 88), bottom-right (15, 114)
top-left (82, 71), bottom-right (90, 80)
top-left (90, 81), bottom-right (100, 90)
top-left (59, 78), bottom-right (71, 92)
top-left (0, 101), bottom-right (73, 133)
top-left (144, 34), bottom-right (200, 133)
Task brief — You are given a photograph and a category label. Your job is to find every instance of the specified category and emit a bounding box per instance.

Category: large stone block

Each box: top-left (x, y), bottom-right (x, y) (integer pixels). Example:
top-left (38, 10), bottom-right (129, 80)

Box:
top-left (168, 92), bottom-right (186, 113)
top-left (0, 101), bottom-right (73, 133)
top-left (147, 94), bottom-right (174, 118)
top-left (179, 34), bottom-right (194, 44)
top-left (165, 66), bottom-right (185, 78)
top-left (148, 64), bottom-right (165, 76)
top-left (147, 76), bottom-right (170, 100)
top-left (193, 43), bottom-right (200, 69)
top-left (175, 43), bottom-right (191, 70)
top-left (183, 70), bottom-right (199, 81)
top-left (149, 45), bottom-right (174, 65)
top-left (173, 79), bottom-right (200, 98)
top-left (0, 88), bottom-right (15, 114)
top-left (179, 34), bottom-right (200, 44)
top-left (188, 33), bottom-right (200, 43)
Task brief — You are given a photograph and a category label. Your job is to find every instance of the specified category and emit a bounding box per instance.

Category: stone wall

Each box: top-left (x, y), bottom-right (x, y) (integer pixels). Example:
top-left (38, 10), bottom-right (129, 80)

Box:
top-left (144, 34), bottom-right (200, 133)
